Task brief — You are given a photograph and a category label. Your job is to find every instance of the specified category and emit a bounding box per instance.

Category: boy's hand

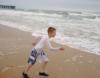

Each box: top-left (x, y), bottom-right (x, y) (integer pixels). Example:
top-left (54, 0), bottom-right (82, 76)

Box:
top-left (59, 47), bottom-right (64, 51)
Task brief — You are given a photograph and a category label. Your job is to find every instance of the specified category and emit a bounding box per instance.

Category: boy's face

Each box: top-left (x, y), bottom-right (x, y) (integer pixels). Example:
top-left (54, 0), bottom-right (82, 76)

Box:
top-left (50, 30), bottom-right (56, 37)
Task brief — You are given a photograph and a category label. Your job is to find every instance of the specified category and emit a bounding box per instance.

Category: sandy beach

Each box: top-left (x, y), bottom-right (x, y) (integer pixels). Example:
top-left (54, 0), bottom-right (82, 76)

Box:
top-left (0, 24), bottom-right (100, 78)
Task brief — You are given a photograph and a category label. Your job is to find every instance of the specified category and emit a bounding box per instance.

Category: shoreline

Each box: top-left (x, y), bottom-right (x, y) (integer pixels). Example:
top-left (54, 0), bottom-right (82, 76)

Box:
top-left (0, 23), bottom-right (99, 56)
top-left (0, 24), bottom-right (100, 78)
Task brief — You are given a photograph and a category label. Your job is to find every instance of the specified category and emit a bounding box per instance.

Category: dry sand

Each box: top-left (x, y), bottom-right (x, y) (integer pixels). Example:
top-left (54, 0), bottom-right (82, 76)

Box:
top-left (0, 24), bottom-right (100, 78)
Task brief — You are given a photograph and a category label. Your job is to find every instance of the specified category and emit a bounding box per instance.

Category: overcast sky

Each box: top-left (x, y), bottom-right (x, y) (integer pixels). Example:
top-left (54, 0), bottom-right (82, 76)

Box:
top-left (0, 0), bottom-right (100, 11)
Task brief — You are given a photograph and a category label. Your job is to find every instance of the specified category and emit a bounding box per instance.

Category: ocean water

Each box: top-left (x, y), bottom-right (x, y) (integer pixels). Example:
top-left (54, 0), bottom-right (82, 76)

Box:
top-left (0, 9), bottom-right (100, 55)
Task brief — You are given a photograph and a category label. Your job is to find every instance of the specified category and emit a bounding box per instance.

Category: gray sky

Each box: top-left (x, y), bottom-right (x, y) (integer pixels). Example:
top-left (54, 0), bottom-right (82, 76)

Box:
top-left (0, 0), bottom-right (100, 11)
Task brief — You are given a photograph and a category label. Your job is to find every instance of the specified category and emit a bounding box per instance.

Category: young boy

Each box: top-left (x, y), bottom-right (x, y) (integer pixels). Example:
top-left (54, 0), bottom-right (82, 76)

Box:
top-left (23, 27), bottom-right (64, 78)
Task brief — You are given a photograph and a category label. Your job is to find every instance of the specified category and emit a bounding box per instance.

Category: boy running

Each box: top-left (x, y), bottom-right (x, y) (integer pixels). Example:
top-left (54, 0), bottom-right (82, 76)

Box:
top-left (23, 27), bottom-right (64, 78)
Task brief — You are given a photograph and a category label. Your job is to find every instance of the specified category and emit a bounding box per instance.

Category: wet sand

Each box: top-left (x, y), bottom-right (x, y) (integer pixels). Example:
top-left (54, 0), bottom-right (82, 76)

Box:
top-left (0, 24), bottom-right (100, 78)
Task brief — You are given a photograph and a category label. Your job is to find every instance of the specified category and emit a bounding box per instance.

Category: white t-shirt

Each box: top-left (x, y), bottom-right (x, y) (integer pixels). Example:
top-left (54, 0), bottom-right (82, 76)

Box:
top-left (34, 35), bottom-right (59, 52)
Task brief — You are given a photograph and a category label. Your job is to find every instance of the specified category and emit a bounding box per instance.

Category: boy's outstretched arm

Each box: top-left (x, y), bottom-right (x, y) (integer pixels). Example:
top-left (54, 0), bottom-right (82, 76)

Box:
top-left (46, 39), bottom-right (64, 51)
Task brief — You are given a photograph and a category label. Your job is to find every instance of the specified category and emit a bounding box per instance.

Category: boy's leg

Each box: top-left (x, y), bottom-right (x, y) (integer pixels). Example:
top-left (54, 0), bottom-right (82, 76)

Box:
top-left (38, 52), bottom-right (49, 76)
top-left (39, 57), bottom-right (49, 76)
top-left (23, 58), bottom-right (36, 78)
top-left (24, 63), bottom-right (33, 74)
top-left (41, 60), bottom-right (48, 73)
top-left (23, 64), bottom-right (33, 78)
top-left (23, 49), bottom-right (37, 78)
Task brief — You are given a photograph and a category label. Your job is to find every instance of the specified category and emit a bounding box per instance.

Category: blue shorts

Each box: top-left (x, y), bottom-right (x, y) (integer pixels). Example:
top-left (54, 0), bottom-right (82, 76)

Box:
top-left (28, 48), bottom-right (48, 65)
